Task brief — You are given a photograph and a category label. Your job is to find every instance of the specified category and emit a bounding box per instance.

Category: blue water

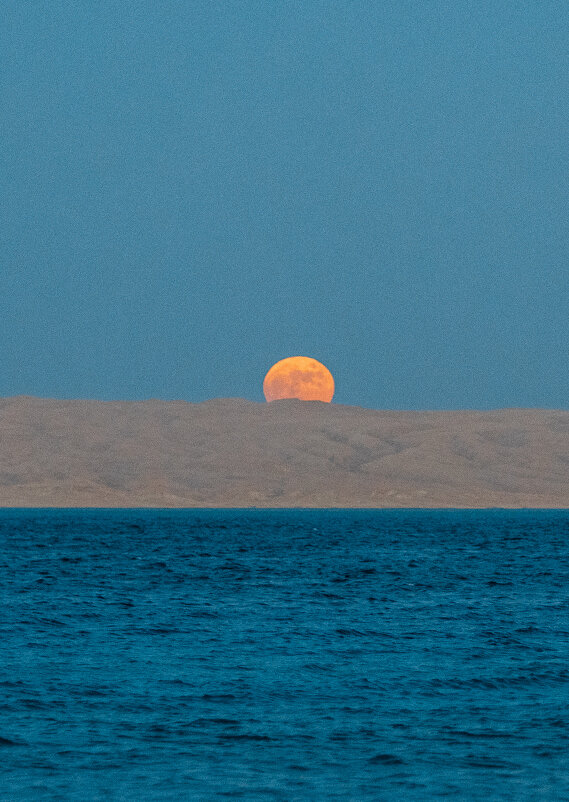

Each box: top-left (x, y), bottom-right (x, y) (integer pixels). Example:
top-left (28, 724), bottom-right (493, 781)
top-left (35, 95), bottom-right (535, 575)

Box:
top-left (2, 509), bottom-right (569, 800)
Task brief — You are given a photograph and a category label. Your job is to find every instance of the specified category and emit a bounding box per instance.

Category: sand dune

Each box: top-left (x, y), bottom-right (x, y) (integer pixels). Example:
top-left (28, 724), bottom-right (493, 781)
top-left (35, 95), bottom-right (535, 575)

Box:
top-left (0, 396), bottom-right (567, 507)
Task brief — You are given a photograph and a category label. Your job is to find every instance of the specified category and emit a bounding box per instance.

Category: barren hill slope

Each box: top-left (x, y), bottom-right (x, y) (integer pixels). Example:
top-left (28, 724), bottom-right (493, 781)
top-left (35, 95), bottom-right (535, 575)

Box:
top-left (0, 396), bottom-right (568, 507)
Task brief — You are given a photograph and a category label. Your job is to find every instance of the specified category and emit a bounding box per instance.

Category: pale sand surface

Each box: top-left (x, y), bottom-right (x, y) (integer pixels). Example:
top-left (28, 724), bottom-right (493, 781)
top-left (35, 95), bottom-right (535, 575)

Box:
top-left (0, 396), bottom-right (568, 507)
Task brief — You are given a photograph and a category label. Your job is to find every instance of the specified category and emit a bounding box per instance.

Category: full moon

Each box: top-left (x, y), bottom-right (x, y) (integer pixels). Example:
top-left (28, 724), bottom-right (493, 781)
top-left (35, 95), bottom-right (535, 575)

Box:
top-left (263, 356), bottom-right (334, 403)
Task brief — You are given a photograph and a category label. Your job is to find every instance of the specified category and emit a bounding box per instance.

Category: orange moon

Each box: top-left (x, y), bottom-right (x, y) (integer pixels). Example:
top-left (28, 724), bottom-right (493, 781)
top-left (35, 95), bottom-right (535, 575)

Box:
top-left (263, 356), bottom-right (334, 403)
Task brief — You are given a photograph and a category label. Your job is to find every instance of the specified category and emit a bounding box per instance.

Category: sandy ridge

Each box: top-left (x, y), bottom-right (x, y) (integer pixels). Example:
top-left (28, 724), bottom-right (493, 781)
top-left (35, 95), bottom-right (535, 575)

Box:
top-left (0, 396), bottom-right (567, 507)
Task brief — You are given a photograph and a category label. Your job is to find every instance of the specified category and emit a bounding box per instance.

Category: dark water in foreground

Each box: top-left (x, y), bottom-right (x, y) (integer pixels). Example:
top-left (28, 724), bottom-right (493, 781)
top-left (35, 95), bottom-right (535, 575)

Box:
top-left (2, 509), bottom-right (569, 800)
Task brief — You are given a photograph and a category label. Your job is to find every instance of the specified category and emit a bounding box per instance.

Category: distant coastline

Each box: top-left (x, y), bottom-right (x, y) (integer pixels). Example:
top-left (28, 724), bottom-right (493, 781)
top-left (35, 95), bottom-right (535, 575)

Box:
top-left (0, 396), bottom-right (568, 509)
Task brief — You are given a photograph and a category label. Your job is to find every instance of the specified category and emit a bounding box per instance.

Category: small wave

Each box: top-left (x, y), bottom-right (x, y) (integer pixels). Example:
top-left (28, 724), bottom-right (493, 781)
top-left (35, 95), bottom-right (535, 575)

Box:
top-left (463, 755), bottom-right (520, 770)
top-left (368, 753), bottom-right (405, 765)
top-left (0, 736), bottom-right (23, 747)
top-left (218, 733), bottom-right (274, 742)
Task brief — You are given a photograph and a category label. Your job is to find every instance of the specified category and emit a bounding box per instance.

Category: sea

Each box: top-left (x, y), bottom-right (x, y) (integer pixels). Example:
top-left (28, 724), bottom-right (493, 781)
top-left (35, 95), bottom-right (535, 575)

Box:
top-left (2, 508), bottom-right (569, 800)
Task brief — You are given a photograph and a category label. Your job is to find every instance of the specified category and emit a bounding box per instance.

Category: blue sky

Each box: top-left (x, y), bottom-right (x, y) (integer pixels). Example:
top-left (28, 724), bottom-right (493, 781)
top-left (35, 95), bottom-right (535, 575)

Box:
top-left (2, 0), bottom-right (568, 408)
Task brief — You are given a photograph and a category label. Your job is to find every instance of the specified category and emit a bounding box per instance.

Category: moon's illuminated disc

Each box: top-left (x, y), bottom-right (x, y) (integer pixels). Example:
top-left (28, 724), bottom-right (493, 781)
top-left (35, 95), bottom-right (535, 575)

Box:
top-left (263, 356), bottom-right (334, 403)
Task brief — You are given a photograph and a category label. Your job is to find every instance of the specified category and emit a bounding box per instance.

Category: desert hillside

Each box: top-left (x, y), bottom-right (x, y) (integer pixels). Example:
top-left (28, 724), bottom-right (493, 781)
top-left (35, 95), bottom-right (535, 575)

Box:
top-left (0, 396), bottom-right (567, 507)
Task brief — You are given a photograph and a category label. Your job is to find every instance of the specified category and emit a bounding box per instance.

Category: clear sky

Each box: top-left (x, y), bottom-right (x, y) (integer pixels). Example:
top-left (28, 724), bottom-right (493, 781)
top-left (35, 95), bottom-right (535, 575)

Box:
top-left (2, 0), bottom-right (568, 409)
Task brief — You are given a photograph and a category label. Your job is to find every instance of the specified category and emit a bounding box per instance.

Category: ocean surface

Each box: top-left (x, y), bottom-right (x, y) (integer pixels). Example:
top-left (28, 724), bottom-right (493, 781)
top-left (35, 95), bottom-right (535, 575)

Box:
top-left (2, 509), bottom-right (569, 800)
